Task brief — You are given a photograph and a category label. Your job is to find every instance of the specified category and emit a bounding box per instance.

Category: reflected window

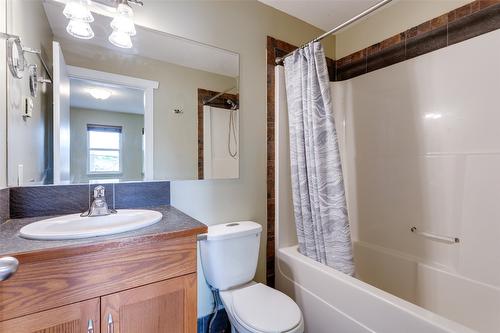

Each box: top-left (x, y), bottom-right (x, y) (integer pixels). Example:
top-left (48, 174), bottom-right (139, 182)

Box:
top-left (87, 124), bottom-right (122, 174)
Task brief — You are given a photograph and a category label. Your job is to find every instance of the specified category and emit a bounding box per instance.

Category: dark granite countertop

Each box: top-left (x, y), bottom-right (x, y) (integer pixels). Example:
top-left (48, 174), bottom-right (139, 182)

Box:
top-left (0, 205), bottom-right (207, 257)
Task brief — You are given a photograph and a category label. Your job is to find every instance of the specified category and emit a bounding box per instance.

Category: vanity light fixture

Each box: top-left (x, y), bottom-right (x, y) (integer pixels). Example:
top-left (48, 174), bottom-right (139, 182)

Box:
top-left (62, 0), bottom-right (143, 47)
top-left (63, 0), bottom-right (95, 40)
top-left (66, 19), bottom-right (94, 39)
top-left (109, 1), bottom-right (137, 49)
top-left (109, 30), bottom-right (133, 49)
top-left (110, 2), bottom-right (137, 36)
top-left (88, 88), bottom-right (112, 100)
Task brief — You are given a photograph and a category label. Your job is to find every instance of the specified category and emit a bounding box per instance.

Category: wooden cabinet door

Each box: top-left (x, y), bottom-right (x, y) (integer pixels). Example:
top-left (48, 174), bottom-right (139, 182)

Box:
top-left (0, 298), bottom-right (99, 333)
top-left (100, 274), bottom-right (197, 333)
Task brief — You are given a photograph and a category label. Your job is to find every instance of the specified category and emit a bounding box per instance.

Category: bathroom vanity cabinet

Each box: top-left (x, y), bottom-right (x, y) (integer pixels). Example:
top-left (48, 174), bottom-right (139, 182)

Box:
top-left (0, 275), bottom-right (196, 333)
top-left (0, 213), bottom-right (206, 333)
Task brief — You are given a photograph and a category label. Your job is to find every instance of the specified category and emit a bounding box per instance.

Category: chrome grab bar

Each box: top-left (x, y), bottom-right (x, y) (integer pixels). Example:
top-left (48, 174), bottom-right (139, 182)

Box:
top-left (410, 227), bottom-right (460, 244)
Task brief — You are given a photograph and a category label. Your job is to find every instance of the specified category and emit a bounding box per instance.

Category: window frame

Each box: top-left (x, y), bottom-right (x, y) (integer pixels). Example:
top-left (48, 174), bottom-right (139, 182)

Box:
top-left (86, 124), bottom-right (123, 176)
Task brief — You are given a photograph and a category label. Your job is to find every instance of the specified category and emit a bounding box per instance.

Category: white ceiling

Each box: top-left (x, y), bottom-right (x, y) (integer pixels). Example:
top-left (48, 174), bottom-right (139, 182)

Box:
top-left (70, 78), bottom-right (145, 114)
top-left (43, 0), bottom-right (239, 77)
top-left (258, 0), bottom-right (383, 31)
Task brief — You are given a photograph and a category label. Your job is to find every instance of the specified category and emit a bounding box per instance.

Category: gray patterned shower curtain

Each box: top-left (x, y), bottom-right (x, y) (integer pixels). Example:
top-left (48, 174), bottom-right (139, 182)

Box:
top-left (283, 42), bottom-right (355, 276)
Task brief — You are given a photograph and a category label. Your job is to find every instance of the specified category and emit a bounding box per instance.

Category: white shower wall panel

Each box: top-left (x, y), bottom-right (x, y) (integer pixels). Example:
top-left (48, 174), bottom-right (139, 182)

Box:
top-left (332, 28), bottom-right (500, 289)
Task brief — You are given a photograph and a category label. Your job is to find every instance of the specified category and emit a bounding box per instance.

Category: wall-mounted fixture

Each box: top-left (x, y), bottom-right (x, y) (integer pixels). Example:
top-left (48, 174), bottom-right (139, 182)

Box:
top-left (23, 97), bottom-right (34, 119)
top-left (63, 0), bottom-right (95, 39)
top-left (6, 36), bottom-right (25, 79)
top-left (28, 65), bottom-right (38, 98)
top-left (61, 0), bottom-right (143, 48)
top-left (0, 32), bottom-right (53, 91)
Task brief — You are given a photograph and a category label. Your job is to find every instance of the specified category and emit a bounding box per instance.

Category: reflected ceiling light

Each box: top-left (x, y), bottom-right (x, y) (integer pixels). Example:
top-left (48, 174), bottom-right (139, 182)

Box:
top-left (424, 113), bottom-right (442, 120)
top-left (88, 88), bottom-right (112, 100)
top-left (110, 3), bottom-right (137, 36)
top-left (66, 19), bottom-right (94, 40)
top-left (108, 30), bottom-right (133, 49)
top-left (63, 0), bottom-right (94, 22)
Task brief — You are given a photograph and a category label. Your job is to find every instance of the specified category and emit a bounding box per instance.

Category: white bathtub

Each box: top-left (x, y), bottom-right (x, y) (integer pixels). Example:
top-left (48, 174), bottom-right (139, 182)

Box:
top-left (275, 66), bottom-right (490, 333)
top-left (275, 245), bottom-right (477, 333)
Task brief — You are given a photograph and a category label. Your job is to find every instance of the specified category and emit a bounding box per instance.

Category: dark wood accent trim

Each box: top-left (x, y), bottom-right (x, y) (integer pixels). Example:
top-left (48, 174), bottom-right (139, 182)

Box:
top-left (267, 36), bottom-right (298, 287)
top-left (0, 235), bottom-right (199, 321)
top-left (197, 89), bottom-right (239, 180)
top-left (336, 0), bottom-right (500, 80)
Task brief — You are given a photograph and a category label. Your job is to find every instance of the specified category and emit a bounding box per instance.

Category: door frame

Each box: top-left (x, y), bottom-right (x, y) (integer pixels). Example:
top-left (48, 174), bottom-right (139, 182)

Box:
top-left (66, 65), bottom-right (159, 180)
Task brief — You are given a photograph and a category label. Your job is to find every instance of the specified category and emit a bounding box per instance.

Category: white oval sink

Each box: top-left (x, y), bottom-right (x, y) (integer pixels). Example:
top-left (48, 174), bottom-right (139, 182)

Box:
top-left (19, 209), bottom-right (163, 240)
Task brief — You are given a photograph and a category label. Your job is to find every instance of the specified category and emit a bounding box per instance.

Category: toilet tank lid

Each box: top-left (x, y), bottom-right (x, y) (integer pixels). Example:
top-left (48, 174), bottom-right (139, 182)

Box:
top-left (205, 221), bottom-right (262, 241)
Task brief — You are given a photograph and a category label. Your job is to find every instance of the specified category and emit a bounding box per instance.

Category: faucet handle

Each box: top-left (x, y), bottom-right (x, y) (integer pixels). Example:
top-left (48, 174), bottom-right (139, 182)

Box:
top-left (93, 185), bottom-right (105, 199)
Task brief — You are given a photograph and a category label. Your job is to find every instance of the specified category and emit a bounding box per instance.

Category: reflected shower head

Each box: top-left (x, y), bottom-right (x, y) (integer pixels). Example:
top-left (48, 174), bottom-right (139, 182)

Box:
top-left (227, 99), bottom-right (238, 110)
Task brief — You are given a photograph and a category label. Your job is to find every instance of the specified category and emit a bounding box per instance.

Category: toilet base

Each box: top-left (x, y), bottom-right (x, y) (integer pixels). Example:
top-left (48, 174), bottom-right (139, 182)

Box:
top-left (219, 282), bottom-right (304, 333)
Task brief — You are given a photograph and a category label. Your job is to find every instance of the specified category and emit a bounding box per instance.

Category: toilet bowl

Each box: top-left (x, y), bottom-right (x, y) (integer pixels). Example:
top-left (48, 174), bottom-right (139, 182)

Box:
top-left (220, 282), bottom-right (304, 333)
top-left (199, 221), bottom-right (304, 333)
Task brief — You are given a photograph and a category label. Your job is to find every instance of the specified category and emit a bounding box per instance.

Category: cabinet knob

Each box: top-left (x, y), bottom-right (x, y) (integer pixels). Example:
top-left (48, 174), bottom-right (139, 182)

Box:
top-left (0, 257), bottom-right (18, 281)
top-left (87, 319), bottom-right (94, 333)
top-left (107, 313), bottom-right (114, 333)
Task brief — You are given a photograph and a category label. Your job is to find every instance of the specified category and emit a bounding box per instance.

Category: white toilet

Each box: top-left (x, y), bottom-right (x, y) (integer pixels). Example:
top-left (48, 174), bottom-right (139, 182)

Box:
top-left (199, 221), bottom-right (304, 333)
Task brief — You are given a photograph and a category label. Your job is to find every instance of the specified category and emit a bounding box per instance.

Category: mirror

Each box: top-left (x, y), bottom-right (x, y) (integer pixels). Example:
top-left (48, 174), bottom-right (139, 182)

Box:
top-left (5, 0), bottom-right (240, 186)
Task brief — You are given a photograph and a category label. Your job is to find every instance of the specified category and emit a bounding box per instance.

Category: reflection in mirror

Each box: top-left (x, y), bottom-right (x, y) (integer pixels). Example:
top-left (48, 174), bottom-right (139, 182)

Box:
top-left (5, 0), bottom-right (240, 186)
top-left (70, 78), bottom-right (145, 183)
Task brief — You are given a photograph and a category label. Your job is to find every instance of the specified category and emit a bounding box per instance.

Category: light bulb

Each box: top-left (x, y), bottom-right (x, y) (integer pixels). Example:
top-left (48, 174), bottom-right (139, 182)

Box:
top-left (109, 30), bottom-right (133, 49)
top-left (110, 3), bottom-right (136, 36)
top-left (63, 0), bottom-right (94, 23)
top-left (66, 19), bottom-right (94, 39)
top-left (88, 88), bottom-right (112, 100)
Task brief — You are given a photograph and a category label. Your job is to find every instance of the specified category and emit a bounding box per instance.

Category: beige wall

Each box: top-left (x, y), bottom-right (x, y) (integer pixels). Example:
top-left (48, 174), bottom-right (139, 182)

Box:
top-left (60, 43), bottom-right (236, 180)
top-left (6, 0), bottom-right (53, 186)
top-left (70, 108), bottom-right (144, 183)
top-left (335, 0), bottom-right (474, 59)
top-left (145, 0), bottom-right (330, 317)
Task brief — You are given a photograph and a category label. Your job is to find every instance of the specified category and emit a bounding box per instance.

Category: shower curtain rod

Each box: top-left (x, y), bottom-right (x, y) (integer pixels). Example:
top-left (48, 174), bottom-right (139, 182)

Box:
top-left (275, 0), bottom-right (393, 65)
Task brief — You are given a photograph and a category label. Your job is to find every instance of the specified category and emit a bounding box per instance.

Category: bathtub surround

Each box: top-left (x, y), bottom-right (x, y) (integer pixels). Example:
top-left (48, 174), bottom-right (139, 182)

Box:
top-left (335, 0), bottom-right (500, 81)
top-left (8, 181), bottom-right (170, 219)
top-left (267, 0), bottom-right (500, 286)
top-left (271, 6), bottom-right (500, 332)
top-left (283, 43), bottom-right (354, 275)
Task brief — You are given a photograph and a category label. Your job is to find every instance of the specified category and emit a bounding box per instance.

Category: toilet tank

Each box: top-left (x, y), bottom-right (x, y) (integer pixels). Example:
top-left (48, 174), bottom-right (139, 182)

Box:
top-left (199, 221), bottom-right (262, 290)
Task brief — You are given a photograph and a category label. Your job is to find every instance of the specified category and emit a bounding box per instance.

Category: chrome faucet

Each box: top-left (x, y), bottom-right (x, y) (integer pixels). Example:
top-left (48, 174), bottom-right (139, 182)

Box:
top-left (81, 185), bottom-right (116, 217)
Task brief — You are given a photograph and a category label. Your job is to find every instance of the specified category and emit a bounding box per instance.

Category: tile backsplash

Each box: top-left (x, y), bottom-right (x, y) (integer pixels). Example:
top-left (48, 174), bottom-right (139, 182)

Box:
top-left (8, 181), bottom-right (170, 219)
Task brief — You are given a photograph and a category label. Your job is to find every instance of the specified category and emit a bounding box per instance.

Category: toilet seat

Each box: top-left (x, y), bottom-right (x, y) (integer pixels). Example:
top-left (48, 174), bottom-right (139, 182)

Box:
top-left (229, 283), bottom-right (303, 333)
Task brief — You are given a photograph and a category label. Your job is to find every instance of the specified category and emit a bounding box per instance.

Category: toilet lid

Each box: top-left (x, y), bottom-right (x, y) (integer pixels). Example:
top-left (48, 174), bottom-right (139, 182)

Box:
top-left (232, 283), bottom-right (302, 333)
